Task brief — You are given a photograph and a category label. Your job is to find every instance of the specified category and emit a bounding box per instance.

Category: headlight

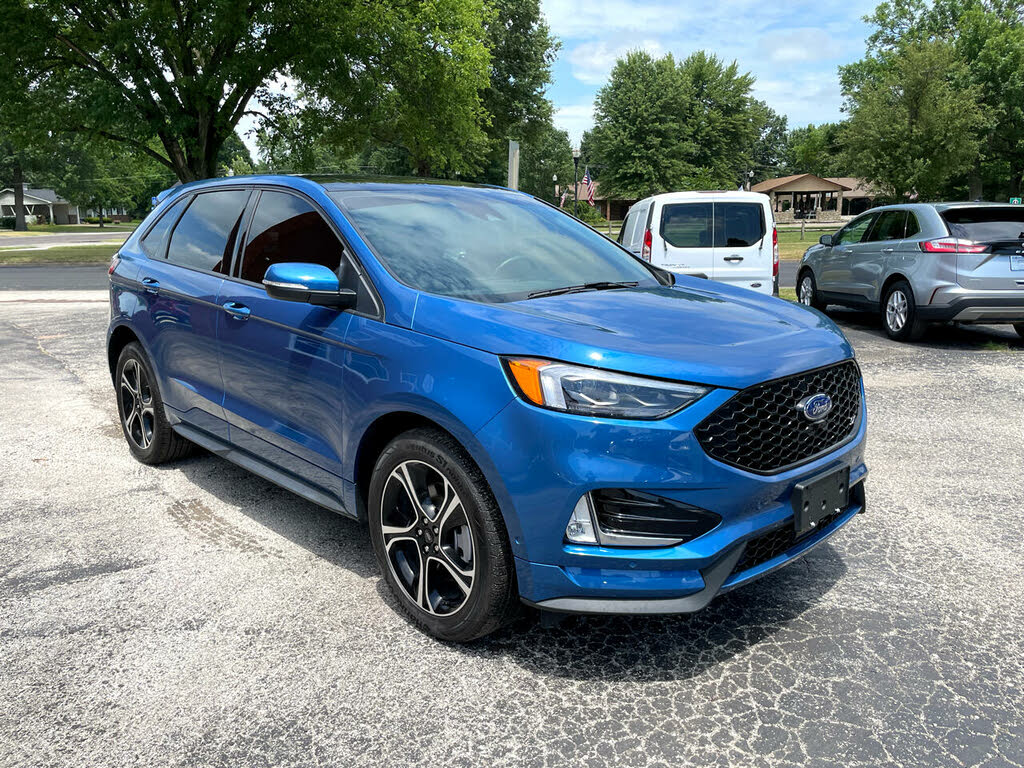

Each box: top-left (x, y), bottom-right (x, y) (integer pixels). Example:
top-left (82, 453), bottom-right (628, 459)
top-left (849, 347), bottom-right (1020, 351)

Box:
top-left (503, 358), bottom-right (709, 420)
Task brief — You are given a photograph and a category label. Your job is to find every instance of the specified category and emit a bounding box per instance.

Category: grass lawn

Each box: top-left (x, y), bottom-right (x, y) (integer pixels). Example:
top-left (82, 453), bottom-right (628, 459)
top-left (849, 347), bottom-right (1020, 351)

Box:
top-left (776, 227), bottom-right (835, 261)
top-left (0, 244), bottom-right (117, 265)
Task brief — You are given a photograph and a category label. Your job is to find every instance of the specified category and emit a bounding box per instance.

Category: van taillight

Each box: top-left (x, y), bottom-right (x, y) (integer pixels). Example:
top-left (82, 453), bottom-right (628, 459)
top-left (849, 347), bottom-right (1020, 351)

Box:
top-left (642, 229), bottom-right (652, 262)
top-left (920, 238), bottom-right (989, 254)
top-left (772, 227), bottom-right (779, 276)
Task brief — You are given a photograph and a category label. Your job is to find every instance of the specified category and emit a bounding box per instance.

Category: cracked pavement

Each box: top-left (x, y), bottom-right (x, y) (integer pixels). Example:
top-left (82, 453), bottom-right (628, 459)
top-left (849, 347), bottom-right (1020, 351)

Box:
top-left (1, 294), bottom-right (1023, 767)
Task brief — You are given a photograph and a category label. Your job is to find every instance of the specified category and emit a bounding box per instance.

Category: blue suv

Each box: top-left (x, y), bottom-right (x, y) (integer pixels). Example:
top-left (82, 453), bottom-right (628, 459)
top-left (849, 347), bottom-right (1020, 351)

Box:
top-left (107, 176), bottom-right (867, 641)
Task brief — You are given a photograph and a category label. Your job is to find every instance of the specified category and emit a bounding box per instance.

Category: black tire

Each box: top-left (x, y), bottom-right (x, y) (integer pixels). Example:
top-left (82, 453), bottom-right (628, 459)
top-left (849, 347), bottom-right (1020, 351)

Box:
top-left (797, 269), bottom-right (827, 311)
top-left (115, 342), bottom-right (194, 464)
top-left (881, 280), bottom-right (926, 341)
top-left (1013, 323), bottom-right (1024, 340)
top-left (368, 427), bottom-right (517, 642)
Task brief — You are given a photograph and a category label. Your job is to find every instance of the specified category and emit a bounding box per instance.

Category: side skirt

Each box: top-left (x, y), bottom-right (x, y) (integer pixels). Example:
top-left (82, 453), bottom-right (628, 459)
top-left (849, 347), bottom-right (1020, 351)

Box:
top-left (172, 422), bottom-right (356, 519)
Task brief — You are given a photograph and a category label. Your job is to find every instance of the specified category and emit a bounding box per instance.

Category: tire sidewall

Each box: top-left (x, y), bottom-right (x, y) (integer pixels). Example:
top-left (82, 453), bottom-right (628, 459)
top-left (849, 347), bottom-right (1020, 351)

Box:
top-left (882, 281), bottom-right (919, 341)
top-left (368, 432), bottom-right (509, 641)
top-left (115, 343), bottom-right (163, 463)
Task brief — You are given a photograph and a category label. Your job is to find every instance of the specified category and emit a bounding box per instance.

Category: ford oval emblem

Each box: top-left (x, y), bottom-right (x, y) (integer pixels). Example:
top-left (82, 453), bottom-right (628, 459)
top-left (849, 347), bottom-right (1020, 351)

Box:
top-left (798, 393), bottom-right (833, 421)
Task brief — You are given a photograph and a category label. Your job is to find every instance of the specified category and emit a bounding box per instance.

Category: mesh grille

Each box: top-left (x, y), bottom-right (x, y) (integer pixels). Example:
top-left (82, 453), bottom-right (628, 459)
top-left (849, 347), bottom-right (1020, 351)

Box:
top-left (695, 361), bottom-right (861, 474)
top-left (731, 509), bottom-right (845, 576)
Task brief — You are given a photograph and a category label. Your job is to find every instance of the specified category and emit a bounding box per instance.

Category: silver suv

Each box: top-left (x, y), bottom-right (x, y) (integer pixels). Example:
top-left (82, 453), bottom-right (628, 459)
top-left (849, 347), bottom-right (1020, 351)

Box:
top-left (797, 203), bottom-right (1024, 341)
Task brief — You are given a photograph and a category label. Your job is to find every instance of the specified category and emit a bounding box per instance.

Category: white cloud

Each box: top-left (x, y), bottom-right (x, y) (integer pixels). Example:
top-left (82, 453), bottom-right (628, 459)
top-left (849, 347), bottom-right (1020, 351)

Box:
top-left (568, 39), bottom-right (664, 85)
top-left (542, 0), bottom-right (683, 37)
top-left (553, 103), bottom-right (595, 146)
top-left (755, 28), bottom-right (844, 64)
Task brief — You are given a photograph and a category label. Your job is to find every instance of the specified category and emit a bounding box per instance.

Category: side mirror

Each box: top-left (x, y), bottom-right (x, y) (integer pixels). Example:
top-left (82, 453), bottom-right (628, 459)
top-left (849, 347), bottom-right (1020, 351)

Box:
top-left (263, 263), bottom-right (357, 309)
top-left (819, 234), bottom-right (834, 247)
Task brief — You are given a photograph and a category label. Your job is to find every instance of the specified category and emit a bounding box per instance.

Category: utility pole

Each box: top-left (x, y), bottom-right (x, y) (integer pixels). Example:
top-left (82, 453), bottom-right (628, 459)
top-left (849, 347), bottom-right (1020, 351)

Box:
top-left (507, 141), bottom-right (520, 190)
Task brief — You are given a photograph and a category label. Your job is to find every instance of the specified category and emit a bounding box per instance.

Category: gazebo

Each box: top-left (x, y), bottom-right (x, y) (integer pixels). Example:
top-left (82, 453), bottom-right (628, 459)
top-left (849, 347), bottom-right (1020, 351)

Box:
top-left (751, 174), bottom-right (851, 223)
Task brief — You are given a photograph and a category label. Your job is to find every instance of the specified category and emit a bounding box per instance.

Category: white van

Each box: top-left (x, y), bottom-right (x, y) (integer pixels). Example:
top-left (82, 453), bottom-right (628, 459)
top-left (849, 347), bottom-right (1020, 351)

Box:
top-left (618, 191), bottom-right (779, 296)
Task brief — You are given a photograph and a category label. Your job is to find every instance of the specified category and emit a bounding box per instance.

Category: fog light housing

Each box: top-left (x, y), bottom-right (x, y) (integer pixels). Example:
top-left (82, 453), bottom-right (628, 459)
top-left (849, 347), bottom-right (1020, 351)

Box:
top-left (565, 489), bottom-right (722, 548)
top-left (565, 495), bottom-right (598, 544)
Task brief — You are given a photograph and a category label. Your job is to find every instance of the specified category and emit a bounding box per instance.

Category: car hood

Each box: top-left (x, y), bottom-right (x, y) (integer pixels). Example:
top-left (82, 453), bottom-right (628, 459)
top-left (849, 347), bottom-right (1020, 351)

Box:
top-left (410, 281), bottom-right (855, 390)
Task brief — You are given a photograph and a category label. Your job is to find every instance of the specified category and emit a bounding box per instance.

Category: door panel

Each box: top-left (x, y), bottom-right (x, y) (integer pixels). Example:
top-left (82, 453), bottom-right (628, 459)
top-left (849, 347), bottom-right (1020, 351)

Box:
top-left (712, 201), bottom-right (771, 293)
top-left (850, 210), bottom-right (907, 299)
top-left (821, 213), bottom-right (878, 294)
top-left (658, 202), bottom-right (714, 277)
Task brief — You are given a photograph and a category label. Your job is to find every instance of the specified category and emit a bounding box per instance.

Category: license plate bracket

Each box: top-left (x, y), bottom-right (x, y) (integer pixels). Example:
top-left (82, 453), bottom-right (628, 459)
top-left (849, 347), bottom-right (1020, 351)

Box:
top-left (792, 467), bottom-right (850, 538)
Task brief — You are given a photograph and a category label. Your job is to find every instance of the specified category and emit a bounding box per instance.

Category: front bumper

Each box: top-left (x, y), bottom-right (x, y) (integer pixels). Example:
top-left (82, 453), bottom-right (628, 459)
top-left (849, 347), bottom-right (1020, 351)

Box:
top-left (474, 381), bottom-right (868, 613)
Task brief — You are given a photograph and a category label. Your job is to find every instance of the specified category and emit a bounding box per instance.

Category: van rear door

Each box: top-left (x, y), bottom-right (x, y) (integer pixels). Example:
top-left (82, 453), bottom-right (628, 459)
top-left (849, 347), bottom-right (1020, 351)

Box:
top-left (657, 201), bottom-right (715, 278)
top-left (712, 200), bottom-right (771, 294)
top-left (943, 206), bottom-right (1024, 291)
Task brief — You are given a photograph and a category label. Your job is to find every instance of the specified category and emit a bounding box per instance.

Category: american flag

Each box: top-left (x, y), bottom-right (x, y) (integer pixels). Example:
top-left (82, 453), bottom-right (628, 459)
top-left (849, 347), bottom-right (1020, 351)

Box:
top-left (582, 166), bottom-right (596, 207)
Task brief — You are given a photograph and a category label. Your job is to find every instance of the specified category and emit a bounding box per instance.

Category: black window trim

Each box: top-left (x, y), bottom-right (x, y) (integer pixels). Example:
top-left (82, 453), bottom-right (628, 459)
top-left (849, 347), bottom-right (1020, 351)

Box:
top-left (230, 184), bottom-right (383, 321)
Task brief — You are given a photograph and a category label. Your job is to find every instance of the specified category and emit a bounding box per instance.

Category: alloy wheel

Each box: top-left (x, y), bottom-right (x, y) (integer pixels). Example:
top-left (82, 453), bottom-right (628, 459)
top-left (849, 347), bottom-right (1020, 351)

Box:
top-left (119, 358), bottom-right (155, 450)
top-left (886, 290), bottom-right (908, 332)
top-left (379, 460), bottom-right (476, 616)
top-left (799, 276), bottom-right (815, 306)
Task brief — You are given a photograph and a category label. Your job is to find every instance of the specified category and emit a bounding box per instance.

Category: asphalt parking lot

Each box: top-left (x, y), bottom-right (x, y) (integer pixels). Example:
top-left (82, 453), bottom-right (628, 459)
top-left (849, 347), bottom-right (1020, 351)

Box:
top-left (1, 293), bottom-right (1023, 768)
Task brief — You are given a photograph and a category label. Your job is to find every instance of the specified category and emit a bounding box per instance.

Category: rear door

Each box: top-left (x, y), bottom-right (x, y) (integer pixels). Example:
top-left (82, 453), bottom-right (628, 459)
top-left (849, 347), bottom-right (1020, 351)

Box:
top-left (942, 206), bottom-right (1024, 291)
top-left (712, 200), bottom-right (770, 293)
top-left (658, 201), bottom-right (714, 278)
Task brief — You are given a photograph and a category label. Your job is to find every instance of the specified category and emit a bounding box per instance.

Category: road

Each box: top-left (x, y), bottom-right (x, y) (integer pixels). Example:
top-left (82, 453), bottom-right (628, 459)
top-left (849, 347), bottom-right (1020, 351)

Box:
top-left (0, 231), bottom-right (130, 248)
top-left (2, 262), bottom-right (804, 293)
top-left (1, 293), bottom-right (1022, 767)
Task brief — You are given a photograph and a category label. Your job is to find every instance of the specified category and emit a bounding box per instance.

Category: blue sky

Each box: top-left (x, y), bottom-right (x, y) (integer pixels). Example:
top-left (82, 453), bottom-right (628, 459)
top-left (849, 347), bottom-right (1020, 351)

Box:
top-left (541, 0), bottom-right (881, 145)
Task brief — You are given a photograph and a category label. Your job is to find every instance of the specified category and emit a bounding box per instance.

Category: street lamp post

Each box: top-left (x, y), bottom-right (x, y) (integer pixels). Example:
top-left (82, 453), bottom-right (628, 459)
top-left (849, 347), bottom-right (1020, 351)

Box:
top-left (552, 174), bottom-right (558, 205)
top-left (572, 147), bottom-right (581, 218)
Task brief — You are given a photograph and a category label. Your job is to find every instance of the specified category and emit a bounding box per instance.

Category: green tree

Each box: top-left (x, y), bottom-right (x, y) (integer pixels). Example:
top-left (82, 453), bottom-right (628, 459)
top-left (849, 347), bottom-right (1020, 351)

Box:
top-left (750, 103), bottom-right (789, 183)
top-left (589, 51), bottom-right (695, 198)
top-left (786, 123), bottom-right (846, 177)
top-left (518, 124), bottom-right (573, 200)
top-left (841, 40), bottom-right (984, 200)
top-left (0, 0), bottom-right (491, 183)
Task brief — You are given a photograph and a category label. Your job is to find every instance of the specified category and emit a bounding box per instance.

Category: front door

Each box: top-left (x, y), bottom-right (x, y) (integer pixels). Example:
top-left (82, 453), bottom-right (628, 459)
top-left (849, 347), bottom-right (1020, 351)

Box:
top-left (822, 212), bottom-right (878, 294)
top-left (851, 210), bottom-right (908, 300)
top-left (217, 189), bottom-right (367, 495)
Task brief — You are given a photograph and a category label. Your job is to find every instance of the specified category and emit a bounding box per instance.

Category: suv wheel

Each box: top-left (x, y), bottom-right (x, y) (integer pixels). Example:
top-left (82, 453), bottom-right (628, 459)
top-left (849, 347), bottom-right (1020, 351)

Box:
top-left (368, 428), bottom-right (517, 642)
top-left (881, 281), bottom-right (926, 341)
top-left (115, 342), bottom-right (194, 464)
top-left (797, 270), bottom-right (826, 311)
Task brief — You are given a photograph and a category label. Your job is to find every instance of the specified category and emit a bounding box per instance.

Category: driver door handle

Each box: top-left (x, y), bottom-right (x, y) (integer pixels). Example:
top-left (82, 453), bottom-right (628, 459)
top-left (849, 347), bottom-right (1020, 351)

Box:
top-left (141, 277), bottom-right (160, 295)
top-left (881, 247), bottom-right (895, 254)
top-left (723, 256), bottom-right (743, 263)
top-left (222, 301), bottom-right (251, 320)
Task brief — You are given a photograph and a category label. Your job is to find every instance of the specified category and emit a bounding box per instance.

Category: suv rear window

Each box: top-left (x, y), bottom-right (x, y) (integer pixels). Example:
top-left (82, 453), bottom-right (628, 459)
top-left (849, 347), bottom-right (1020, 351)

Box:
top-left (942, 207), bottom-right (1024, 242)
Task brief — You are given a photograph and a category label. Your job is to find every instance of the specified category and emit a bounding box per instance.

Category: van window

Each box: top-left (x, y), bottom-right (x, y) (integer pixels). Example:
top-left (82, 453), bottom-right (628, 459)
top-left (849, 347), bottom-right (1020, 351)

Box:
top-left (140, 197), bottom-right (188, 259)
top-left (714, 203), bottom-right (765, 247)
top-left (166, 190), bottom-right (249, 274)
top-left (661, 203), bottom-right (713, 248)
top-left (617, 209), bottom-right (633, 244)
top-left (631, 202), bottom-right (651, 249)
top-left (942, 207), bottom-right (1024, 241)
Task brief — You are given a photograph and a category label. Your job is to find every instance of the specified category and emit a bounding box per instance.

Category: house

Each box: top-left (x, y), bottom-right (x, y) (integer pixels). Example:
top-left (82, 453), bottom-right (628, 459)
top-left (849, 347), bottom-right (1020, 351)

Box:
top-left (0, 188), bottom-right (80, 224)
top-left (751, 174), bottom-right (879, 222)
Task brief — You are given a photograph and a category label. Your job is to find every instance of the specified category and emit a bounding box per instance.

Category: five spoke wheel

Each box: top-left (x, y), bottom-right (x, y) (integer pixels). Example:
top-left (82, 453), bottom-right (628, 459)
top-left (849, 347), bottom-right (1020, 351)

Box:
top-left (885, 289), bottom-right (908, 333)
top-left (380, 460), bottom-right (476, 616)
top-left (119, 358), bottom-right (155, 450)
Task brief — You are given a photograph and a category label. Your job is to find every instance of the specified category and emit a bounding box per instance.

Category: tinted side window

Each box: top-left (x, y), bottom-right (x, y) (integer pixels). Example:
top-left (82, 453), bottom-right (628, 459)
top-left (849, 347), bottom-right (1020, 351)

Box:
top-left (714, 203), bottom-right (765, 247)
top-left (661, 203), bottom-right (713, 248)
top-left (905, 212), bottom-right (921, 238)
top-left (140, 197), bottom-right (188, 259)
top-left (166, 190), bottom-right (249, 274)
top-left (865, 211), bottom-right (907, 242)
top-left (836, 214), bottom-right (877, 245)
top-left (239, 191), bottom-right (345, 283)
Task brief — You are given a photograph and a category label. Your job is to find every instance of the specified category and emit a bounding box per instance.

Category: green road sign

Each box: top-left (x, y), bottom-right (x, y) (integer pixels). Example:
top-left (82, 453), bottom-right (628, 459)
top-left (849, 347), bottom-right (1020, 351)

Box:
top-left (1011, 197), bottom-right (1022, 205)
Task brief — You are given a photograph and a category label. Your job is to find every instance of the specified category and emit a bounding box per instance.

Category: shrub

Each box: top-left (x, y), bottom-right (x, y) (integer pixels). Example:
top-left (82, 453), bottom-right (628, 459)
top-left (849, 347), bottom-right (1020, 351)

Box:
top-left (0, 217), bottom-right (14, 230)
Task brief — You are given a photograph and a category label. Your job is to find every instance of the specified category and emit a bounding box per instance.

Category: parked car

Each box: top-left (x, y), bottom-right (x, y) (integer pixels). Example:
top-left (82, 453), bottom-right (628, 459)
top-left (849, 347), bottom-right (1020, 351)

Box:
top-left (108, 176), bottom-right (866, 641)
top-left (618, 191), bottom-right (779, 296)
top-left (797, 203), bottom-right (1024, 341)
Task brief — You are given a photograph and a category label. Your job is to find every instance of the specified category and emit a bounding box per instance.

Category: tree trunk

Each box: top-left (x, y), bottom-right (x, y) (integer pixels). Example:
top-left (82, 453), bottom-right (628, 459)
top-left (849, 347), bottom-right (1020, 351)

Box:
top-left (12, 161), bottom-right (26, 232)
top-left (968, 159), bottom-right (983, 201)
top-left (416, 158), bottom-right (431, 177)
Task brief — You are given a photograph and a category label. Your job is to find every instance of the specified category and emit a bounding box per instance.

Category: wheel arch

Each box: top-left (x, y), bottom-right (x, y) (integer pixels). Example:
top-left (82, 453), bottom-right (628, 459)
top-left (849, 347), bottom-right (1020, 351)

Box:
top-left (106, 322), bottom-right (143, 383)
top-left (880, 273), bottom-right (912, 307)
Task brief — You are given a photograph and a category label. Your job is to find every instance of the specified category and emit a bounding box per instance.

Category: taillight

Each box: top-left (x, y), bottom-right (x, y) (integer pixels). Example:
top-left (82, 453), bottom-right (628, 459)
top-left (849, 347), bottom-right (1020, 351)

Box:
top-left (772, 226), bottom-right (779, 276)
top-left (920, 238), bottom-right (989, 254)
top-left (108, 253), bottom-right (121, 275)
top-left (641, 228), bottom-right (652, 262)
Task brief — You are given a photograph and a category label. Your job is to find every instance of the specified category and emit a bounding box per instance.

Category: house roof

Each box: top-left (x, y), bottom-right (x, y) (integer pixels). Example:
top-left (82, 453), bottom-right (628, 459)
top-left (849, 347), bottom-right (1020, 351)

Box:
top-left (751, 174), bottom-right (852, 194)
top-left (825, 177), bottom-right (877, 198)
top-left (0, 187), bottom-right (70, 204)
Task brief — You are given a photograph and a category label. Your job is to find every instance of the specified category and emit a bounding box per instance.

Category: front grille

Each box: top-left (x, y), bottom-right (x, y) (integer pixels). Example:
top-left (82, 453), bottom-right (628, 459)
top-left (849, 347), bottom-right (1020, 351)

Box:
top-left (695, 361), bottom-right (861, 474)
top-left (730, 509), bottom-right (845, 576)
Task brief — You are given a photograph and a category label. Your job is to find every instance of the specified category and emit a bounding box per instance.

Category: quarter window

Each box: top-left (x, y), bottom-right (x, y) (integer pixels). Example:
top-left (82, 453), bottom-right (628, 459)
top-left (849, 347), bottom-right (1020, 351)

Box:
top-left (140, 197), bottom-right (188, 259)
top-left (239, 191), bottom-right (345, 283)
top-left (905, 213), bottom-right (921, 238)
top-left (166, 190), bottom-right (249, 274)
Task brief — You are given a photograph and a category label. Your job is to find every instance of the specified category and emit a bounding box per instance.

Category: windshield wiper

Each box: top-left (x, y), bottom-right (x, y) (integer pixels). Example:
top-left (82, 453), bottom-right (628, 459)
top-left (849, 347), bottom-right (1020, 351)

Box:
top-left (527, 281), bottom-right (639, 299)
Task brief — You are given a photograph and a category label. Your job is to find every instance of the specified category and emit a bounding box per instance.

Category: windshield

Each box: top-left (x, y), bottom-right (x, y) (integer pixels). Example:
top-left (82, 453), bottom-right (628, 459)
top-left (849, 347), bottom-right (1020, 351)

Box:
top-left (330, 186), bottom-right (658, 302)
top-left (942, 207), bottom-right (1024, 242)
